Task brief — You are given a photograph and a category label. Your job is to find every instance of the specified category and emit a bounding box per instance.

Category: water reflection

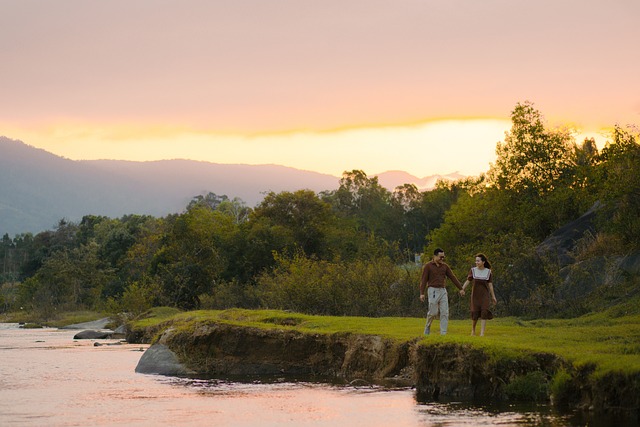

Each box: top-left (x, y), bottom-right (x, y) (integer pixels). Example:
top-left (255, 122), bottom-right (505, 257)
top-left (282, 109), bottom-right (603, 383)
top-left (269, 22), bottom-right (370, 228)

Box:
top-left (415, 401), bottom-right (573, 426)
top-left (156, 376), bottom-right (586, 427)
top-left (146, 377), bottom-right (420, 426)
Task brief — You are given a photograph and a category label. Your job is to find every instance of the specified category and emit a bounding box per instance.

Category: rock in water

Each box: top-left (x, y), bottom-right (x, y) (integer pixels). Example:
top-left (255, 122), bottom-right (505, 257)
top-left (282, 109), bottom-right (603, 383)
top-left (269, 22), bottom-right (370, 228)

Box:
top-left (73, 330), bottom-right (113, 339)
top-left (135, 344), bottom-right (191, 376)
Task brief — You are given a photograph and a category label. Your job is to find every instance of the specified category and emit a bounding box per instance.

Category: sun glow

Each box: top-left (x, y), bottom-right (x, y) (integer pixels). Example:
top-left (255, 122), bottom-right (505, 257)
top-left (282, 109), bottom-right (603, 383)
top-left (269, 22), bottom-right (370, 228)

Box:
top-left (2, 119), bottom-right (520, 177)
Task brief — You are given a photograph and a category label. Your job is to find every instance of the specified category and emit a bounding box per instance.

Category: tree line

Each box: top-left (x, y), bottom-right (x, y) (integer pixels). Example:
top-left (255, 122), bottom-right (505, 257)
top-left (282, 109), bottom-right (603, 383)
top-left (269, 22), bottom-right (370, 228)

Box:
top-left (1, 101), bottom-right (638, 320)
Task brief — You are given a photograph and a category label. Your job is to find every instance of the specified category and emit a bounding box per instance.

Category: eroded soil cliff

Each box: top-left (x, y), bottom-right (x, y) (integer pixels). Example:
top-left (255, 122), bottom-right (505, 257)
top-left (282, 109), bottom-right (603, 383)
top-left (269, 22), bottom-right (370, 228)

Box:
top-left (128, 320), bottom-right (639, 421)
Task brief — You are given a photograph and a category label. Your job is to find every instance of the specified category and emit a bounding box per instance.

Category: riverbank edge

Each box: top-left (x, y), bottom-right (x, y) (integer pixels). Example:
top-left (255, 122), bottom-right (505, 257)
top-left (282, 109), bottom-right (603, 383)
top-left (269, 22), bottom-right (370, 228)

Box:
top-left (126, 318), bottom-right (639, 420)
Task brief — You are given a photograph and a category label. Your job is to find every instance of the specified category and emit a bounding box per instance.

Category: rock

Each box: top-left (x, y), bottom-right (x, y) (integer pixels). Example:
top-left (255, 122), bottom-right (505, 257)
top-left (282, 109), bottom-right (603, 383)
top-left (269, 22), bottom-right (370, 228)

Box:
top-left (94, 341), bottom-right (123, 347)
top-left (557, 256), bottom-right (608, 300)
top-left (536, 201), bottom-right (601, 268)
top-left (61, 318), bottom-right (111, 330)
top-left (109, 324), bottom-right (127, 340)
top-left (73, 330), bottom-right (114, 340)
top-left (557, 252), bottom-right (640, 300)
top-left (135, 344), bottom-right (192, 376)
top-left (620, 252), bottom-right (640, 275)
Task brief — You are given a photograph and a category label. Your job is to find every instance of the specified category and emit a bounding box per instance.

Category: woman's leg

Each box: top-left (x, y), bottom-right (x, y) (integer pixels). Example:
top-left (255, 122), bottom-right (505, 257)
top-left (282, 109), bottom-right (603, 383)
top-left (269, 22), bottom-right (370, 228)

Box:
top-left (471, 318), bottom-right (477, 335)
top-left (480, 319), bottom-right (487, 336)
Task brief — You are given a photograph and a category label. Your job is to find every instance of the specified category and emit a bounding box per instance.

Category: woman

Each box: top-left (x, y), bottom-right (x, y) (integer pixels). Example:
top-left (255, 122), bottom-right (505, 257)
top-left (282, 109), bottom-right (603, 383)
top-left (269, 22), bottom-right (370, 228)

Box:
top-left (461, 253), bottom-right (497, 336)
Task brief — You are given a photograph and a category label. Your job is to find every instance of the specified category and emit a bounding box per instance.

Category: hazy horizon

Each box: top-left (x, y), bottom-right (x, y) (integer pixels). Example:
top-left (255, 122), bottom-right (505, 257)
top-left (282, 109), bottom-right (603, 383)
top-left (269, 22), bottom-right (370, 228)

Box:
top-left (1, 1), bottom-right (638, 177)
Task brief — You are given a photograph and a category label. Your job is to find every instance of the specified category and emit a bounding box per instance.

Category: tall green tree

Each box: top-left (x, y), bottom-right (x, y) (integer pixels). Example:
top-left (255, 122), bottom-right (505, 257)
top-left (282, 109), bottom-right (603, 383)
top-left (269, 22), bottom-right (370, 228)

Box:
top-left (489, 101), bottom-right (577, 196)
top-left (487, 101), bottom-right (580, 239)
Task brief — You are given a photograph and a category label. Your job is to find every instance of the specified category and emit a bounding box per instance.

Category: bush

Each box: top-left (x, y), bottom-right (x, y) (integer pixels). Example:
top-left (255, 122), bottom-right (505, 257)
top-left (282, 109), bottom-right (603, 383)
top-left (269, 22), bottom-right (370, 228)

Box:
top-left (107, 280), bottom-right (160, 316)
top-left (504, 371), bottom-right (549, 401)
top-left (199, 280), bottom-right (252, 309)
top-left (549, 369), bottom-right (573, 404)
top-left (256, 252), bottom-right (423, 317)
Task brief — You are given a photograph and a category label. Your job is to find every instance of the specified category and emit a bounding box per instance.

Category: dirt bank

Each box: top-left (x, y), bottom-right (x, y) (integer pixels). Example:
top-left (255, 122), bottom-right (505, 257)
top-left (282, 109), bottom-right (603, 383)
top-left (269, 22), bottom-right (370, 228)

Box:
top-left (127, 320), bottom-right (639, 421)
top-left (132, 322), bottom-right (415, 384)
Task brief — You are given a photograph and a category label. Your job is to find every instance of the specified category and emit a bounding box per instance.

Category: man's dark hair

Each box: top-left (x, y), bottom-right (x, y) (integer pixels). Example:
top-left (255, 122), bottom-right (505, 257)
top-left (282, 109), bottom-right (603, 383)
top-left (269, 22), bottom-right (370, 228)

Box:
top-left (433, 248), bottom-right (443, 256)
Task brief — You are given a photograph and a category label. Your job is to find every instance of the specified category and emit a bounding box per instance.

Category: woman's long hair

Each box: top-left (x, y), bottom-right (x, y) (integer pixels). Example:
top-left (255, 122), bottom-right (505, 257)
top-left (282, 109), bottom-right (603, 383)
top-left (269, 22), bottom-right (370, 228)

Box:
top-left (476, 253), bottom-right (491, 269)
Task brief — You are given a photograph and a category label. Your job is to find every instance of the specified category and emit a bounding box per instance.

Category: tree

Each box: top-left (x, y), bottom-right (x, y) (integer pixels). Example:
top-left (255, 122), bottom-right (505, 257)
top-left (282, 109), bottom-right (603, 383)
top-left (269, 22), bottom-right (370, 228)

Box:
top-left (90, 215), bottom-right (157, 298)
top-left (19, 242), bottom-right (115, 312)
top-left (120, 217), bottom-right (167, 284)
top-left (486, 101), bottom-right (581, 239)
top-left (595, 125), bottom-right (640, 246)
top-left (151, 206), bottom-right (235, 309)
top-left (391, 184), bottom-right (422, 255)
top-left (389, 180), bottom-right (465, 256)
top-left (217, 197), bottom-right (251, 224)
top-left (1, 233), bottom-right (17, 282)
top-left (75, 215), bottom-right (109, 246)
top-left (19, 220), bottom-right (80, 279)
top-left (250, 190), bottom-right (334, 258)
top-left (186, 192), bottom-right (229, 211)
top-left (323, 170), bottom-right (402, 243)
top-left (489, 101), bottom-right (577, 196)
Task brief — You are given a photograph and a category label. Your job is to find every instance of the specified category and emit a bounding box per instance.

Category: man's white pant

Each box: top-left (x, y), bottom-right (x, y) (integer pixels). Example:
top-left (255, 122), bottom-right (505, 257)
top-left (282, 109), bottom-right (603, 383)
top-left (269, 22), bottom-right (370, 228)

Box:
top-left (424, 287), bottom-right (449, 335)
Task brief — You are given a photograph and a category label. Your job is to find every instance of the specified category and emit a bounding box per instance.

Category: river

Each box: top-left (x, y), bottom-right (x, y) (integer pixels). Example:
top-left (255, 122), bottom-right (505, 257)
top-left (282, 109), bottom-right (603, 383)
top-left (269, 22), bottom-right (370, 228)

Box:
top-left (0, 323), bottom-right (619, 426)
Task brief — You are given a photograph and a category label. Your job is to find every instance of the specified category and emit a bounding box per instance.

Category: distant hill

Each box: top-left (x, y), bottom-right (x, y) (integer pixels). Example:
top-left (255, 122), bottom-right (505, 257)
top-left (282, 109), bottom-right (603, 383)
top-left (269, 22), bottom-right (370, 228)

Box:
top-left (0, 137), bottom-right (340, 235)
top-left (0, 136), bottom-right (463, 235)
top-left (374, 170), bottom-right (465, 191)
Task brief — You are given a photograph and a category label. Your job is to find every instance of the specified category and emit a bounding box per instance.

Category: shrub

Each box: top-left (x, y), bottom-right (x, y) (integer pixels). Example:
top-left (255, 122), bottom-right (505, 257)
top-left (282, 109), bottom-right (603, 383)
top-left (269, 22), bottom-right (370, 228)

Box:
top-left (256, 252), bottom-right (421, 317)
top-left (549, 369), bottom-right (573, 404)
top-left (504, 371), bottom-right (549, 401)
top-left (107, 280), bottom-right (160, 317)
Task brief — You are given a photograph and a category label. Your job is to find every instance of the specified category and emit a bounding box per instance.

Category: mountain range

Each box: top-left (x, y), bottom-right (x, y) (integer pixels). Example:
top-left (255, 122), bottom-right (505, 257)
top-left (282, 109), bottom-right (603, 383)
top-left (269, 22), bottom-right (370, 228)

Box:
top-left (0, 136), bottom-right (462, 236)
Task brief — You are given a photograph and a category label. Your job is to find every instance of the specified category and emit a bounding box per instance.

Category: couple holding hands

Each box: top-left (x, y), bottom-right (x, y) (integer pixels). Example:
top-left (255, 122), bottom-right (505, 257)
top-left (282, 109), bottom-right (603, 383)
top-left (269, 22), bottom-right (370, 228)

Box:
top-left (419, 248), bottom-right (497, 336)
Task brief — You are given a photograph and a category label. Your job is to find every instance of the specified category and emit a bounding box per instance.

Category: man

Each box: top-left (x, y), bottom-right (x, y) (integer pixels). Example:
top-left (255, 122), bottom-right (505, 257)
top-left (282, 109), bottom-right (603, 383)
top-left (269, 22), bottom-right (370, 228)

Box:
top-left (419, 248), bottom-right (464, 335)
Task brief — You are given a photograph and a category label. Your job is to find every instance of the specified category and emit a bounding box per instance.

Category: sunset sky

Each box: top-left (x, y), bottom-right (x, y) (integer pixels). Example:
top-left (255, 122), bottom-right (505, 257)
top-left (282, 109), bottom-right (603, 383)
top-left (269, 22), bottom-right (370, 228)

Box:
top-left (1, 1), bottom-right (639, 178)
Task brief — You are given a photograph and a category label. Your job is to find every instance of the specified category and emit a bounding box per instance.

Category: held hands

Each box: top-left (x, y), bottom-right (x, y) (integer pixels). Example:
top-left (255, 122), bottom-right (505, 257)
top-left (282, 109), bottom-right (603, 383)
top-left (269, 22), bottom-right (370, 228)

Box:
top-left (420, 294), bottom-right (425, 303)
top-left (459, 289), bottom-right (465, 296)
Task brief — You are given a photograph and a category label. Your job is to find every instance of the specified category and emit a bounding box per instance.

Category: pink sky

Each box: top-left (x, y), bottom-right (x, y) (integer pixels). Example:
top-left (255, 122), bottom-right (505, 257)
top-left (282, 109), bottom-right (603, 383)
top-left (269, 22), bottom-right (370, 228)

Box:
top-left (1, 1), bottom-right (638, 177)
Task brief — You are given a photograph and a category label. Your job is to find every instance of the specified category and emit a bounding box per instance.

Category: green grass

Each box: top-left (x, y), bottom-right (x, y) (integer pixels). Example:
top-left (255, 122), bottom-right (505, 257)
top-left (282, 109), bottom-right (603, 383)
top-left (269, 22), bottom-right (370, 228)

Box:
top-left (130, 306), bottom-right (184, 328)
top-left (446, 315), bottom-right (640, 375)
top-left (131, 308), bottom-right (640, 375)
top-left (0, 310), bottom-right (33, 324)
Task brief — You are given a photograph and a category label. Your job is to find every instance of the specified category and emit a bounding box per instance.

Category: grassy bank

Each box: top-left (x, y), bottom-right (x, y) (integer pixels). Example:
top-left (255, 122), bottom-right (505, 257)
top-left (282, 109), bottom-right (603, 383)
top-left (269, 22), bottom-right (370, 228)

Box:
top-left (5, 305), bottom-right (637, 377)
top-left (131, 307), bottom-right (640, 376)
